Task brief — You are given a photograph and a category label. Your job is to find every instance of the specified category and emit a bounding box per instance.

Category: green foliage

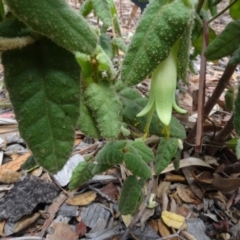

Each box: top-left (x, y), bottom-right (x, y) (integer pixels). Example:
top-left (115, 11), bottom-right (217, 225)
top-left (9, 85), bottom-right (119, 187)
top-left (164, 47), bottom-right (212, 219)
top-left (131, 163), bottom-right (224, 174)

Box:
top-left (119, 87), bottom-right (186, 139)
top-left (0, 0), bottom-right (4, 21)
top-left (99, 33), bottom-right (113, 59)
top-left (155, 137), bottom-right (179, 174)
top-left (121, 0), bottom-right (193, 86)
top-left (230, 0), bottom-right (240, 20)
top-left (69, 161), bottom-right (95, 190)
top-left (229, 46), bottom-right (240, 65)
top-left (92, 0), bottom-right (112, 27)
top-left (205, 20), bottom-right (240, 60)
top-left (79, 0), bottom-right (93, 17)
top-left (112, 37), bottom-right (127, 53)
top-left (234, 85), bottom-right (240, 136)
top-left (5, 0), bottom-right (97, 54)
top-left (84, 80), bottom-right (122, 138)
top-left (224, 86), bottom-right (234, 112)
top-left (119, 176), bottom-right (143, 215)
top-left (2, 38), bottom-right (81, 173)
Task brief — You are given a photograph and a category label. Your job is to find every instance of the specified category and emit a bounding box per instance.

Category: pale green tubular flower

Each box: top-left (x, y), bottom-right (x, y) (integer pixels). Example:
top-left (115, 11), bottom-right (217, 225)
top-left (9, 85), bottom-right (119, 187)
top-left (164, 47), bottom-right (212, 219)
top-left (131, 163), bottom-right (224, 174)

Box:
top-left (137, 40), bottom-right (187, 137)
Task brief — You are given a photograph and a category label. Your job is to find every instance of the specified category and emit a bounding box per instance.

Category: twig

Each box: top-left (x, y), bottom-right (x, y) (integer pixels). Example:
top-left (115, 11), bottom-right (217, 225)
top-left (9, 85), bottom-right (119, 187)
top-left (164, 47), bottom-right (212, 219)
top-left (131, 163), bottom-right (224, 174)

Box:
top-left (195, 19), bottom-right (208, 153)
top-left (184, 63), bottom-right (237, 149)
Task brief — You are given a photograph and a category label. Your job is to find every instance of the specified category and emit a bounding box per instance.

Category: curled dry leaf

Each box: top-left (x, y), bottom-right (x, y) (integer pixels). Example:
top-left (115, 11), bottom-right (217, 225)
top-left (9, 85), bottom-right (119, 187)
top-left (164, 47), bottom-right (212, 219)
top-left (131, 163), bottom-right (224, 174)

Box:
top-left (161, 210), bottom-right (187, 230)
top-left (156, 181), bottom-right (170, 199)
top-left (66, 191), bottom-right (97, 206)
top-left (177, 184), bottom-right (195, 203)
top-left (0, 220), bottom-right (5, 237)
top-left (165, 174), bottom-right (186, 182)
top-left (192, 171), bottom-right (213, 187)
top-left (212, 173), bottom-right (240, 193)
top-left (181, 230), bottom-right (197, 240)
top-left (14, 213), bottom-right (40, 233)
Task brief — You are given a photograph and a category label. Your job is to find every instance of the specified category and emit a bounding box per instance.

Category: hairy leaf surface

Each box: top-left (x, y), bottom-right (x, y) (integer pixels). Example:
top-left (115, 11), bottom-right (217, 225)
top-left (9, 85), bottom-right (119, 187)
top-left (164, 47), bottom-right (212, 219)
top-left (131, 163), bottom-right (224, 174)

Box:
top-left (69, 161), bottom-right (95, 190)
top-left (119, 176), bottom-right (143, 215)
top-left (5, 0), bottom-right (97, 54)
top-left (121, 0), bottom-right (193, 86)
top-left (84, 80), bottom-right (122, 138)
top-left (3, 38), bottom-right (81, 173)
top-left (205, 21), bottom-right (240, 60)
top-left (155, 137), bottom-right (179, 174)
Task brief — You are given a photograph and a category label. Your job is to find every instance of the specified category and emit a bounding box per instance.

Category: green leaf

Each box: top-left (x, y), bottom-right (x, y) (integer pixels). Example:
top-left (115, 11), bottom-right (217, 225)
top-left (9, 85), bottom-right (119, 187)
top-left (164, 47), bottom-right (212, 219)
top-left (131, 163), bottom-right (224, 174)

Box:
top-left (84, 80), bottom-right (122, 138)
top-left (0, 0), bottom-right (4, 21)
top-left (121, 0), bottom-right (193, 86)
top-left (205, 20), bottom-right (240, 60)
top-left (155, 137), bottom-right (179, 174)
top-left (119, 176), bottom-right (143, 215)
top-left (230, 0), bottom-right (240, 20)
top-left (124, 149), bottom-right (151, 180)
top-left (99, 33), bottom-right (113, 59)
top-left (130, 140), bottom-right (154, 163)
top-left (234, 85), bottom-right (240, 136)
top-left (95, 46), bottom-right (115, 77)
top-left (192, 26), bottom-right (217, 55)
top-left (92, 163), bottom-right (113, 174)
top-left (226, 137), bottom-right (239, 150)
top-left (75, 52), bottom-right (93, 79)
top-left (0, 18), bottom-right (35, 50)
top-left (106, 0), bottom-right (122, 36)
top-left (21, 155), bottom-right (38, 170)
top-left (229, 46), bottom-right (240, 65)
top-left (92, 0), bottom-right (112, 27)
top-left (2, 38), bottom-right (81, 173)
top-left (236, 139), bottom-right (240, 159)
top-left (77, 96), bottom-right (101, 138)
top-left (69, 161), bottom-right (95, 190)
top-left (79, 0), bottom-right (93, 17)
top-left (112, 37), bottom-right (127, 53)
top-left (95, 140), bottom-right (127, 164)
top-left (119, 87), bottom-right (186, 139)
top-left (5, 0), bottom-right (97, 54)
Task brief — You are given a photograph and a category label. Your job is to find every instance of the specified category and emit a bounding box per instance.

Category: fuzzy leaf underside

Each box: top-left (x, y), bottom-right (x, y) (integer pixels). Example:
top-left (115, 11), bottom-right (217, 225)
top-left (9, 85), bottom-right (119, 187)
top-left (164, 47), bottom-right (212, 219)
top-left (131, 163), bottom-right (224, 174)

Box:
top-left (5, 0), bottom-right (97, 54)
top-left (155, 137), bottom-right (179, 174)
top-left (121, 0), bottom-right (193, 86)
top-left (99, 33), bottom-right (114, 59)
top-left (119, 176), bottom-right (143, 215)
top-left (2, 38), bottom-right (81, 173)
top-left (234, 85), bottom-right (240, 136)
top-left (204, 20), bottom-right (240, 60)
top-left (124, 147), bottom-right (151, 180)
top-left (119, 87), bottom-right (186, 139)
top-left (91, 0), bottom-right (112, 27)
top-left (84, 80), bottom-right (122, 138)
top-left (130, 140), bottom-right (154, 163)
top-left (77, 96), bottom-right (101, 138)
top-left (79, 0), bottom-right (93, 17)
top-left (95, 141), bottom-right (127, 165)
top-left (69, 161), bottom-right (95, 190)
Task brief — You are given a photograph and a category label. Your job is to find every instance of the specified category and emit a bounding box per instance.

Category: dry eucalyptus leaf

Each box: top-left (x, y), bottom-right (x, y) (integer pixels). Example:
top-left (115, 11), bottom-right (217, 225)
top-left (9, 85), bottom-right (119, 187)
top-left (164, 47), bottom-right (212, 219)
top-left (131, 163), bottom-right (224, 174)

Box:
top-left (156, 181), bottom-right (170, 199)
top-left (158, 219), bottom-right (171, 237)
top-left (66, 191), bottom-right (96, 206)
top-left (213, 174), bottom-right (240, 193)
top-left (46, 222), bottom-right (78, 240)
top-left (177, 184), bottom-right (195, 203)
top-left (0, 169), bottom-right (20, 183)
top-left (121, 214), bottom-right (132, 227)
top-left (14, 213), bottom-right (40, 233)
top-left (161, 210), bottom-right (187, 230)
top-left (0, 220), bottom-right (5, 236)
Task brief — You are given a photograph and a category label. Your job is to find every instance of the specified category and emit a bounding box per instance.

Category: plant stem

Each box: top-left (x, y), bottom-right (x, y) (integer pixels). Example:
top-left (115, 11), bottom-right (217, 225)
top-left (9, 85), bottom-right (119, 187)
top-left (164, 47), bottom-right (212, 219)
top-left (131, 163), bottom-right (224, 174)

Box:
top-left (208, 0), bottom-right (238, 24)
top-left (184, 63), bottom-right (237, 149)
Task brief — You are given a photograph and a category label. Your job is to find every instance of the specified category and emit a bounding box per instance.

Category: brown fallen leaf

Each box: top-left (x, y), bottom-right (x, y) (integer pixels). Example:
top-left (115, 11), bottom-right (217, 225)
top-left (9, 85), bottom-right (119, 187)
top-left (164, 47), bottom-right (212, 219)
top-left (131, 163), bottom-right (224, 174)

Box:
top-left (46, 222), bottom-right (78, 240)
top-left (156, 181), bottom-right (170, 199)
top-left (192, 171), bottom-right (213, 186)
top-left (0, 169), bottom-right (20, 183)
top-left (66, 191), bottom-right (96, 206)
top-left (149, 219), bottom-right (159, 233)
top-left (161, 210), bottom-right (187, 230)
top-left (0, 152), bottom-right (31, 174)
top-left (75, 221), bottom-right (87, 237)
top-left (158, 219), bottom-right (171, 237)
top-left (100, 182), bottom-right (119, 201)
top-left (177, 184), bottom-right (195, 203)
top-left (0, 220), bottom-right (5, 236)
top-left (14, 213), bottom-right (40, 233)
top-left (212, 173), bottom-right (240, 193)
top-left (165, 174), bottom-right (186, 182)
